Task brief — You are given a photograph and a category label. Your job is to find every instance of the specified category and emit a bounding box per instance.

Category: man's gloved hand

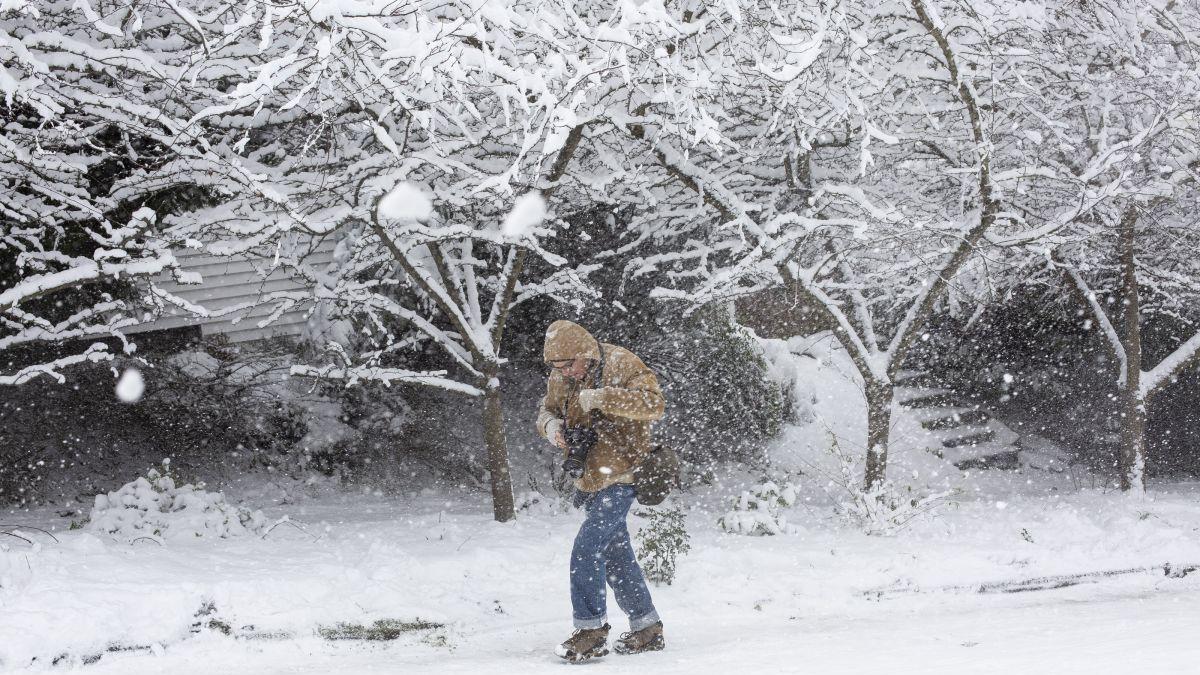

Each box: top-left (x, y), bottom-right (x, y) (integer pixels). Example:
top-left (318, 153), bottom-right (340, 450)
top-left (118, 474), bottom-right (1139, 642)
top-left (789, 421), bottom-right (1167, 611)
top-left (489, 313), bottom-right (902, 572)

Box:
top-left (577, 388), bottom-right (604, 413)
top-left (545, 418), bottom-right (566, 449)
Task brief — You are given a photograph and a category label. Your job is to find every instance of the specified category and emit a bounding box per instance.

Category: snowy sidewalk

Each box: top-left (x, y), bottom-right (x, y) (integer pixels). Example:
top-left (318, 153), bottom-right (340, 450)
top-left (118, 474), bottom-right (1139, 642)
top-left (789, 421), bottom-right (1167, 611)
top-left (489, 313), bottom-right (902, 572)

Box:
top-left (82, 586), bottom-right (1200, 674)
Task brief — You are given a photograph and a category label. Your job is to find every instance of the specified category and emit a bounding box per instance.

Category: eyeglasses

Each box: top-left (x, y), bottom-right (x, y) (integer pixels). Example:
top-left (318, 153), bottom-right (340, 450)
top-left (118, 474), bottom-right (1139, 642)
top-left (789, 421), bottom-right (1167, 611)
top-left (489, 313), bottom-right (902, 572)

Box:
top-left (547, 359), bottom-right (575, 372)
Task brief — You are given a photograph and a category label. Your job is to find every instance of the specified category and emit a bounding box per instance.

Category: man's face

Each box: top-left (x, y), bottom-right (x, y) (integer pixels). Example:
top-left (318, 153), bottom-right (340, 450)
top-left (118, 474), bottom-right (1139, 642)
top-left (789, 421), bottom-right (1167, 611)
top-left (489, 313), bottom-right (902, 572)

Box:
top-left (549, 356), bottom-right (589, 381)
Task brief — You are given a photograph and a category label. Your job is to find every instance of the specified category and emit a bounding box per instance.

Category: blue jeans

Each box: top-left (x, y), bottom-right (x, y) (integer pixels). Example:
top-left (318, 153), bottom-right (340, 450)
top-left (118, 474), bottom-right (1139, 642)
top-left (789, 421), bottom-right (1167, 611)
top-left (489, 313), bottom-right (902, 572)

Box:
top-left (570, 483), bottom-right (660, 631)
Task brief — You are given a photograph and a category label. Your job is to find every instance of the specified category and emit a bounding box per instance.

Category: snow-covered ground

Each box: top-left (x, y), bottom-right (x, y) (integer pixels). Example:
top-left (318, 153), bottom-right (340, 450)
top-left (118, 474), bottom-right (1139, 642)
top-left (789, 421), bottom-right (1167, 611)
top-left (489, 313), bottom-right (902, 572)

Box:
top-left (4, 473), bottom-right (1200, 674)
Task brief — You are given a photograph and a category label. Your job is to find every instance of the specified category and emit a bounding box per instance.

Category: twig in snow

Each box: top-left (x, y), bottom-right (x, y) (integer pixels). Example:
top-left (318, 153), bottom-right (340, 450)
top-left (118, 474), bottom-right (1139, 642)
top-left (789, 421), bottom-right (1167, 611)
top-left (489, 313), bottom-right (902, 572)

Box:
top-left (129, 536), bottom-right (163, 546)
top-left (0, 524), bottom-right (60, 543)
top-left (0, 530), bottom-right (34, 546)
top-left (261, 518), bottom-right (316, 542)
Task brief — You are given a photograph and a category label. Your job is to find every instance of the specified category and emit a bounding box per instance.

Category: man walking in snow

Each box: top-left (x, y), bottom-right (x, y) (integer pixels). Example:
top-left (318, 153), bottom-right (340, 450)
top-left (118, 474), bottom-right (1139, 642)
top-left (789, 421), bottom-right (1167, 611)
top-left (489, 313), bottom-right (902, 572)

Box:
top-left (536, 319), bottom-right (667, 663)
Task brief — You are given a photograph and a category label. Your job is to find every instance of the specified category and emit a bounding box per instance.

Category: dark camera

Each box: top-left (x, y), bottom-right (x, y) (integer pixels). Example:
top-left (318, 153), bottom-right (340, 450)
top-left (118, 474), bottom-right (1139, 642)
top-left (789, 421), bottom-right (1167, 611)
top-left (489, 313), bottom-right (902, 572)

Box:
top-left (562, 426), bottom-right (598, 479)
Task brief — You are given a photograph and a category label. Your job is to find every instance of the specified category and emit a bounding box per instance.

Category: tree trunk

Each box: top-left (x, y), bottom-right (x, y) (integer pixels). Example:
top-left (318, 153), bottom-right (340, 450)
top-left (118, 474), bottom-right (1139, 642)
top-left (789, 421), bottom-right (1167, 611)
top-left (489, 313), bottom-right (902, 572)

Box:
top-left (863, 378), bottom-right (893, 490)
top-left (1117, 211), bottom-right (1146, 493)
top-left (1118, 386), bottom-right (1147, 493)
top-left (480, 365), bottom-right (516, 521)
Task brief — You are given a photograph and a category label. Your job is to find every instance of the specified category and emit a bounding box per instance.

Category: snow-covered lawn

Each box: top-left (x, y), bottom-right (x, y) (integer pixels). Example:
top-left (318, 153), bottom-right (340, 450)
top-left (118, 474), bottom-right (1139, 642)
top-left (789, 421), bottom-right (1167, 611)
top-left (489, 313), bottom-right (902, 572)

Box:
top-left (4, 476), bottom-right (1200, 673)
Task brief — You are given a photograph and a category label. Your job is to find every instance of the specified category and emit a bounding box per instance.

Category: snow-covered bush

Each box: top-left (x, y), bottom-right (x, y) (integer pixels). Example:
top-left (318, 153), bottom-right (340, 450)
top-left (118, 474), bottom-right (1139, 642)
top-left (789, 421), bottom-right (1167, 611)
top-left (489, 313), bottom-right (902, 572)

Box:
top-left (635, 506), bottom-right (690, 585)
top-left (718, 481), bottom-right (799, 536)
top-left (89, 462), bottom-right (267, 542)
top-left (824, 436), bottom-right (954, 536)
top-left (838, 480), bottom-right (953, 537)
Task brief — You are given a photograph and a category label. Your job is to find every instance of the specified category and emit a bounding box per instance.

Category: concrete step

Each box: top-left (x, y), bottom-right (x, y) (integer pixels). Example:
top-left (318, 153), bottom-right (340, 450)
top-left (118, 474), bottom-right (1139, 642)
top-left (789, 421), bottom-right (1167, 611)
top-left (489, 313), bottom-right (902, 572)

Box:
top-left (894, 370), bottom-right (942, 388)
top-left (942, 427), bottom-right (997, 448)
top-left (899, 385), bottom-right (1024, 472)
top-left (940, 440), bottom-right (1023, 469)
top-left (955, 449), bottom-right (1021, 471)
top-left (922, 408), bottom-right (990, 431)
top-left (912, 405), bottom-right (973, 421)
top-left (898, 391), bottom-right (959, 409)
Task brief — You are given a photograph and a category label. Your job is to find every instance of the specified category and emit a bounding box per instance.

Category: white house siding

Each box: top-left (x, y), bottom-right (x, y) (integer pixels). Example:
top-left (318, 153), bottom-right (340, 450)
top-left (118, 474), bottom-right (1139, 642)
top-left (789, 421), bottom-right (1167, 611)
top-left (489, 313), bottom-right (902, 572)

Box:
top-left (127, 236), bottom-right (340, 344)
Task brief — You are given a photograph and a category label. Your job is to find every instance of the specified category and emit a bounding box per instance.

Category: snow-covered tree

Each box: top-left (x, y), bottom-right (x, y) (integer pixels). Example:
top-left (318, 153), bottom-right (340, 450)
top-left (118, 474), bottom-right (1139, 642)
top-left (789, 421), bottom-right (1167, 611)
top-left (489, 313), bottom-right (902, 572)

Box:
top-left (133, 0), bottom-right (614, 521)
top-left (1026, 0), bottom-right (1200, 494)
top-left (291, 180), bottom-right (596, 523)
top-left (157, 0), bottom-right (848, 519)
top-left (609, 1), bottom-right (1141, 488)
top-left (0, 0), bottom-right (216, 385)
top-left (924, 0), bottom-right (1200, 493)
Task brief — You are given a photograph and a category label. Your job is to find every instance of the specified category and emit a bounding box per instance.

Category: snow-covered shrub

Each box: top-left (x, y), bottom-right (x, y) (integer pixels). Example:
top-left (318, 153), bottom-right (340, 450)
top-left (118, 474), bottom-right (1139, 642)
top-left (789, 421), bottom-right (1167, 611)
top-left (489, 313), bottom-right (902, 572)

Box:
top-left (151, 344), bottom-right (413, 483)
top-left (823, 436), bottom-right (954, 536)
top-left (838, 480), bottom-right (953, 536)
top-left (718, 480), bottom-right (798, 536)
top-left (88, 462), bottom-right (267, 542)
top-left (0, 342), bottom-right (322, 507)
top-left (302, 378), bottom-right (413, 483)
top-left (635, 506), bottom-right (690, 585)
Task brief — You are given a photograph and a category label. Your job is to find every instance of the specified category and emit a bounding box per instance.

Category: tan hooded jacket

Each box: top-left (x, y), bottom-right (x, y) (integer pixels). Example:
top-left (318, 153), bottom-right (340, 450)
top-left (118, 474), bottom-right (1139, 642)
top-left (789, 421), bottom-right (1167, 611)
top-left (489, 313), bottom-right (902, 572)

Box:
top-left (536, 320), bottom-right (666, 492)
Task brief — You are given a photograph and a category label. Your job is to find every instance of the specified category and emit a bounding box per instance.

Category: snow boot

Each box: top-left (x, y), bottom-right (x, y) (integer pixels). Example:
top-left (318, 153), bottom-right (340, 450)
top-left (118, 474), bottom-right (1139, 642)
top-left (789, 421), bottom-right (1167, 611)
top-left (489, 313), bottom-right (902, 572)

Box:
top-left (555, 624), bottom-right (610, 663)
top-left (613, 621), bottom-right (664, 655)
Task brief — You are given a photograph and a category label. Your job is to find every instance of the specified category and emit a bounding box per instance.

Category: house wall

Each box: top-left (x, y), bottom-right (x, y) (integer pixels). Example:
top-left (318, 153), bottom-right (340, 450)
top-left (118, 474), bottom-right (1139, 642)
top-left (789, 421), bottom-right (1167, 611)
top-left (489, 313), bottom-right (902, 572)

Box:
top-left (126, 236), bottom-right (340, 344)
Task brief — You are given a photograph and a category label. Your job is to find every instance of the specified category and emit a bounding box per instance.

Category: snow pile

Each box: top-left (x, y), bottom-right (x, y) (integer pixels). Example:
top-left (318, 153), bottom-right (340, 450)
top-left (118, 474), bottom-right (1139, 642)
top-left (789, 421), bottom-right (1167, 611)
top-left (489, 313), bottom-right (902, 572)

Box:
top-left (718, 481), bottom-right (798, 536)
top-left (88, 464), bottom-right (267, 542)
top-left (755, 332), bottom-right (873, 477)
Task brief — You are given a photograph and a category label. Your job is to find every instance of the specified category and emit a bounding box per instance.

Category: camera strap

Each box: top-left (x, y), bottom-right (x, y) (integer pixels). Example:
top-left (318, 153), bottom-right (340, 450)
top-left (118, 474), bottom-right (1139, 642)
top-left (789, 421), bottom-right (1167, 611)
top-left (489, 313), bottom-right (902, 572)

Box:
top-left (593, 340), bottom-right (606, 389)
top-left (587, 340), bottom-right (606, 425)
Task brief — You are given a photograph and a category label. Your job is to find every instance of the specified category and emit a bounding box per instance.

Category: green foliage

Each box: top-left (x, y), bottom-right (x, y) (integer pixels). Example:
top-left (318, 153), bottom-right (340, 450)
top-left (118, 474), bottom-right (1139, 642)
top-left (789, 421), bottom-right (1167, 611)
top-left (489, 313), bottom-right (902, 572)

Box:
top-left (644, 306), bottom-right (790, 465)
top-left (635, 506), bottom-right (691, 585)
top-left (700, 308), bottom-right (788, 440)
